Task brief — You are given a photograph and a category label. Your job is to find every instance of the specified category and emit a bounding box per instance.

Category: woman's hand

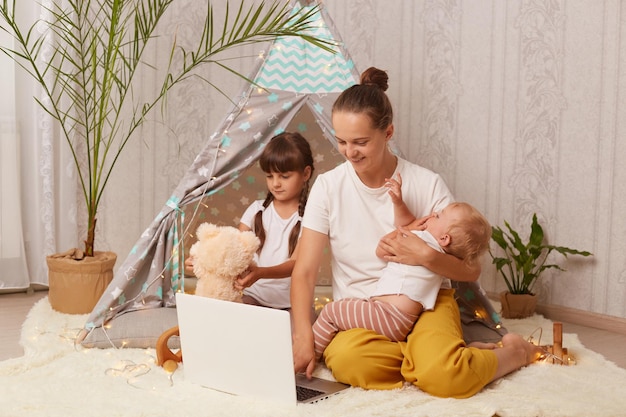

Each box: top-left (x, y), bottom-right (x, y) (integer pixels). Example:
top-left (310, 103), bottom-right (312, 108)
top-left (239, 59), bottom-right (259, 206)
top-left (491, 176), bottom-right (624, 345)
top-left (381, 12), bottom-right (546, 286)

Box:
top-left (290, 228), bottom-right (327, 378)
top-left (378, 226), bottom-right (434, 266)
top-left (376, 229), bottom-right (399, 258)
top-left (381, 225), bottom-right (481, 281)
top-left (292, 330), bottom-right (317, 378)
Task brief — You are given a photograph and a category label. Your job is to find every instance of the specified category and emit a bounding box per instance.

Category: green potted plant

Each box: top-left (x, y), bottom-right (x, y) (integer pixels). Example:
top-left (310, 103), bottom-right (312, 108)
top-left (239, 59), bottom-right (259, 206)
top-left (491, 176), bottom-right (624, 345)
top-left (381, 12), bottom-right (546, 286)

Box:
top-left (0, 0), bottom-right (329, 313)
top-left (490, 213), bottom-right (592, 318)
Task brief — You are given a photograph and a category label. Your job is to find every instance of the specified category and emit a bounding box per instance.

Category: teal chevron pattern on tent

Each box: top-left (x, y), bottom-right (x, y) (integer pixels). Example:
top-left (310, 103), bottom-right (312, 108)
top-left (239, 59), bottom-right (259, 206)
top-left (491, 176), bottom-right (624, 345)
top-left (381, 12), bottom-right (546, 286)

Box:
top-left (255, 5), bottom-right (355, 94)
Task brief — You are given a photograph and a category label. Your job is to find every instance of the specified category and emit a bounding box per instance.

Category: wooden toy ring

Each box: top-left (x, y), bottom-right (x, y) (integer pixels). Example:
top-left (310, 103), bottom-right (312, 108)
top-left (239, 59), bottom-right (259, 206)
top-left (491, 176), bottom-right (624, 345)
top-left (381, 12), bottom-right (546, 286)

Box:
top-left (156, 325), bottom-right (183, 367)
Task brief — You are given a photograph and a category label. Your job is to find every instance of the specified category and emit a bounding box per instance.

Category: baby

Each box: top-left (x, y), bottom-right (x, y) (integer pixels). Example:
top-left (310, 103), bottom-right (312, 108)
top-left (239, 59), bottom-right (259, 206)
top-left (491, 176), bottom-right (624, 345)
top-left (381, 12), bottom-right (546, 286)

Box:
top-left (312, 196), bottom-right (491, 360)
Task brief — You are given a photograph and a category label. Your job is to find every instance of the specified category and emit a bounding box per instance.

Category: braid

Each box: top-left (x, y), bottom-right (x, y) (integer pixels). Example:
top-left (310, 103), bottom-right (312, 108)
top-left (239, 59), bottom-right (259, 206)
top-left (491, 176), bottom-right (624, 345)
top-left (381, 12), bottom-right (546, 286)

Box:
top-left (257, 131), bottom-right (314, 257)
top-left (254, 191), bottom-right (274, 253)
top-left (287, 179), bottom-right (310, 256)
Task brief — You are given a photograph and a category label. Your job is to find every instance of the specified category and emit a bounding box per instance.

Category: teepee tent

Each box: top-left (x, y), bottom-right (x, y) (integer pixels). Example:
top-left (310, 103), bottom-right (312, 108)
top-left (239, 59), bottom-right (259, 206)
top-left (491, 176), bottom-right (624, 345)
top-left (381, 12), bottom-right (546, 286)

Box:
top-left (80, 0), bottom-right (505, 349)
top-left (81, 0), bottom-right (360, 337)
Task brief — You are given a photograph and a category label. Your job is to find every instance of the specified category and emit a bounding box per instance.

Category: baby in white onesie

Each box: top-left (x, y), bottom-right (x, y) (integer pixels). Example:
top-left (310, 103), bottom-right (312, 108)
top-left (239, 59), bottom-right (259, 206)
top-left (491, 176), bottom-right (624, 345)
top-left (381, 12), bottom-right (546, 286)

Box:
top-left (312, 194), bottom-right (491, 360)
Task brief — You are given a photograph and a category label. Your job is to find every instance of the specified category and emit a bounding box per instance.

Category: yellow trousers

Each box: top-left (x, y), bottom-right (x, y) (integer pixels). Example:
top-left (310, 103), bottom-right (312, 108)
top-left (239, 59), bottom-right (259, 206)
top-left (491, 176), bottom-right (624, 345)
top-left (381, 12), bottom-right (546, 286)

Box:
top-left (323, 289), bottom-right (498, 398)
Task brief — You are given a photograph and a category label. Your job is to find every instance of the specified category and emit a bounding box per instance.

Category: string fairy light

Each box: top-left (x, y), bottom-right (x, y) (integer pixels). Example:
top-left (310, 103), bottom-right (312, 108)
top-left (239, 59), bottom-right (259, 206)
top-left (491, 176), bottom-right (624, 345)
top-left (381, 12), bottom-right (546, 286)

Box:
top-left (115, 77), bottom-right (255, 311)
top-left (89, 34), bottom-right (332, 350)
top-left (526, 322), bottom-right (576, 366)
top-left (105, 359), bottom-right (152, 389)
top-left (103, 350), bottom-right (179, 390)
top-left (80, 81), bottom-right (269, 345)
top-left (52, 316), bottom-right (182, 390)
top-left (313, 296), bottom-right (332, 316)
top-left (123, 145), bottom-right (224, 300)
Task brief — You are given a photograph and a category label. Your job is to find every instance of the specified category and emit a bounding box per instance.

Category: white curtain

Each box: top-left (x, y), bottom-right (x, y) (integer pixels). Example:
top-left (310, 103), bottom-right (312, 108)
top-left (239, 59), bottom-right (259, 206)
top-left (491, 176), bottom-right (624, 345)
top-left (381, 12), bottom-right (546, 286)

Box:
top-left (0, 24), bottom-right (28, 290)
top-left (0, 0), bottom-right (77, 292)
top-left (0, 109), bottom-right (28, 289)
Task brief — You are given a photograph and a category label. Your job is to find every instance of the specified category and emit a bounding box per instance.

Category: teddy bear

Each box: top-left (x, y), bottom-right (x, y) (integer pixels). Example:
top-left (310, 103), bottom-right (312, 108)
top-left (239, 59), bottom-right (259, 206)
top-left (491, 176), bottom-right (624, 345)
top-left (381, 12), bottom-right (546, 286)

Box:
top-left (157, 223), bottom-right (260, 370)
top-left (189, 222), bottom-right (260, 303)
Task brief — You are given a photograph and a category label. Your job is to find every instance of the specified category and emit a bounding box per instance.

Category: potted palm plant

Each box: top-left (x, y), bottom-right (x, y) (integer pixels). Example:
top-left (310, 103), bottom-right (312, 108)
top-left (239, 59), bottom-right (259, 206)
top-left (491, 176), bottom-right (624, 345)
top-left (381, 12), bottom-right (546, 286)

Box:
top-left (0, 0), bottom-right (330, 313)
top-left (490, 213), bottom-right (592, 318)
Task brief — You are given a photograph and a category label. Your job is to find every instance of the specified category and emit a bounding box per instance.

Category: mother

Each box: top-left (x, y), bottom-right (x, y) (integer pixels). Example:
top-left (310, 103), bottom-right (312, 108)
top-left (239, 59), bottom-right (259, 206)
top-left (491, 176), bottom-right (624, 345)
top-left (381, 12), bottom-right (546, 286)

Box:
top-left (290, 67), bottom-right (541, 398)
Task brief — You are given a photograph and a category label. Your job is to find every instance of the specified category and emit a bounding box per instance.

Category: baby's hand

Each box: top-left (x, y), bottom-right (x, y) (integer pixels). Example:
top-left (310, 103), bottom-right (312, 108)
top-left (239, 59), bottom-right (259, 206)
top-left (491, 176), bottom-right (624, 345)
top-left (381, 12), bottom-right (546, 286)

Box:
top-left (385, 173), bottom-right (403, 205)
top-left (407, 214), bottom-right (433, 231)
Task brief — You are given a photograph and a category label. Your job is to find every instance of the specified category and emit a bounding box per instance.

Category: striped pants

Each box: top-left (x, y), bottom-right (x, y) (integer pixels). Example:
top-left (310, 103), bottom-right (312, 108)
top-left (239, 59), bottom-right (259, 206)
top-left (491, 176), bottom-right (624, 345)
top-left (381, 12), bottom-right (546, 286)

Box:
top-left (312, 298), bottom-right (419, 359)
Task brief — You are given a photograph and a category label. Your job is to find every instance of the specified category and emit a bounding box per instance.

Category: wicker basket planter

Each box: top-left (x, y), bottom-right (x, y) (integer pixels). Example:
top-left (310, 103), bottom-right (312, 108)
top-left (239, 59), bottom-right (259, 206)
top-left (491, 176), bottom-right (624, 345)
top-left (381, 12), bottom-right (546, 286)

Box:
top-left (499, 291), bottom-right (538, 319)
top-left (47, 251), bottom-right (116, 314)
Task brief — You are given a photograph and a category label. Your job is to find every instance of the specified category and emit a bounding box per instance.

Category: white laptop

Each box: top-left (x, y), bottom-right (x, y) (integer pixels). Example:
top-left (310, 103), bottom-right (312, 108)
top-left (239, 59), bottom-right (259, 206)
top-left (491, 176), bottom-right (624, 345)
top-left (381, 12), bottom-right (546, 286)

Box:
top-left (175, 292), bottom-right (349, 404)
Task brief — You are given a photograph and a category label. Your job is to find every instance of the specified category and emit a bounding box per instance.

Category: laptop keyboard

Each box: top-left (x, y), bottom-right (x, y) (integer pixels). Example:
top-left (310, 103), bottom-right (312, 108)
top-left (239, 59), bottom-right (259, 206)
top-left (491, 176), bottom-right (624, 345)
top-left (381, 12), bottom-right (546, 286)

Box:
top-left (296, 385), bottom-right (325, 402)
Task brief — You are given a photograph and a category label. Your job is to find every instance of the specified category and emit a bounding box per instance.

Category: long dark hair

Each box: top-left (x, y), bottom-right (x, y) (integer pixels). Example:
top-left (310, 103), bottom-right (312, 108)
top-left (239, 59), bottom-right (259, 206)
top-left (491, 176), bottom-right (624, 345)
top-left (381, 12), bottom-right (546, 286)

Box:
top-left (253, 132), bottom-right (314, 256)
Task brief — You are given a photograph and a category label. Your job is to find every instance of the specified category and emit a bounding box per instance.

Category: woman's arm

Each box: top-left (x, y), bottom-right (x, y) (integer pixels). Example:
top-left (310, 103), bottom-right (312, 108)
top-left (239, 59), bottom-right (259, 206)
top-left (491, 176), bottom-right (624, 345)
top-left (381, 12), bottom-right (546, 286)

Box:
top-left (291, 227), bottom-right (328, 378)
top-left (379, 226), bottom-right (480, 282)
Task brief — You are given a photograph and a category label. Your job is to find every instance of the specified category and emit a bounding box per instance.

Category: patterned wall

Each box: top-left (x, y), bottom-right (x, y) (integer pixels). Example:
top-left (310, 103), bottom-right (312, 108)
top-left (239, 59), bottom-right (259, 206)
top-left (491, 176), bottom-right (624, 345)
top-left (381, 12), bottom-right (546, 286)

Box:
top-left (96, 0), bottom-right (626, 319)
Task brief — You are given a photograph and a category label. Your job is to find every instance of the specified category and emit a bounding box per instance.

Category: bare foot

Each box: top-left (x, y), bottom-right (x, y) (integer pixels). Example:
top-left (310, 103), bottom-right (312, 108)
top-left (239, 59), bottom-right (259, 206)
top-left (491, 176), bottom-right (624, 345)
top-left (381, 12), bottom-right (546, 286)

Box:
top-left (501, 333), bottom-right (544, 365)
top-left (468, 341), bottom-right (500, 350)
top-left (490, 333), bottom-right (544, 382)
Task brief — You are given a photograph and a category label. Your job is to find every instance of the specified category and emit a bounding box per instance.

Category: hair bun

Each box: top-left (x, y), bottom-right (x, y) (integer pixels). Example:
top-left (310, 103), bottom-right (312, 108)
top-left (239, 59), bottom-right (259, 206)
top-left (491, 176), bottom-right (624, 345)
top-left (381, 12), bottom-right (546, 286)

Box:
top-left (360, 67), bottom-right (389, 91)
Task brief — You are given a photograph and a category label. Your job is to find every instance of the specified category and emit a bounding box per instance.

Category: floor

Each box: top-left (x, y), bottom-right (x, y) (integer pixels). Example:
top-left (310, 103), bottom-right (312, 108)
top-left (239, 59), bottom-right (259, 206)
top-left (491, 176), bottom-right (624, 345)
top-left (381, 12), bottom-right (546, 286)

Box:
top-left (1, 290), bottom-right (626, 369)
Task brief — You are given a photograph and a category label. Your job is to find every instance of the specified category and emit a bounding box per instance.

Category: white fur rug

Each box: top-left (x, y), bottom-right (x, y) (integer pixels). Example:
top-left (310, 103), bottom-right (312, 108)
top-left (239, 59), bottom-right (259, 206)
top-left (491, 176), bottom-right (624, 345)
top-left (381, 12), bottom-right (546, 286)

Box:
top-left (1, 298), bottom-right (626, 417)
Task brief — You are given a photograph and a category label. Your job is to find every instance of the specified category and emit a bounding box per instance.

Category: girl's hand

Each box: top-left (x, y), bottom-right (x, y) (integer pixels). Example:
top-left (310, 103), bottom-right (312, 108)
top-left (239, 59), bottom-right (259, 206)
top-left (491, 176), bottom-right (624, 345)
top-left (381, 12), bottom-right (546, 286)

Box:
top-left (184, 256), bottom-right (195, 276)
top-left (235, 264), bottom-right (260, 290)
top-left (379, 226), bottom-right (433, 266)
top-left (384, 173), bottom-right (403, 205)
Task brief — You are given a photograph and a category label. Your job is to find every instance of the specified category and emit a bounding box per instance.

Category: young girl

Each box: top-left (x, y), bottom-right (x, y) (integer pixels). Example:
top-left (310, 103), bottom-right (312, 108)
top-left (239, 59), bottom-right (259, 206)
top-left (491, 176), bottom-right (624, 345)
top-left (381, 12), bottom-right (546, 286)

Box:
top-left (185, 132), bottom-right (314, 309)
top-left (234, 132), bottom-right (314, 309)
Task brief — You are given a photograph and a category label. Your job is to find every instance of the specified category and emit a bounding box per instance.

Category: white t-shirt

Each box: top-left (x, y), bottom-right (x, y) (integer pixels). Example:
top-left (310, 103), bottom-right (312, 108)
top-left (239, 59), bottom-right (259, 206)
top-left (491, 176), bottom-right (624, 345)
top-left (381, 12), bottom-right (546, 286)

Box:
top-left (372, 229), bottom-right (449, 310)
top-left (302, 157), bottom-right (453, 301)
top-left (239, 200), bottom-right (299, 308)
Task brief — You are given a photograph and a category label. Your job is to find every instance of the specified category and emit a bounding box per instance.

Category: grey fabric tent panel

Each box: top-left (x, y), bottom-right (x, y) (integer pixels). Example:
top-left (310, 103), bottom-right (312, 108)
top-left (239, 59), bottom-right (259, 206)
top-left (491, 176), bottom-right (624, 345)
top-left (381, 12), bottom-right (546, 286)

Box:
top-left (84, 88), bottom-right (345, 331)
